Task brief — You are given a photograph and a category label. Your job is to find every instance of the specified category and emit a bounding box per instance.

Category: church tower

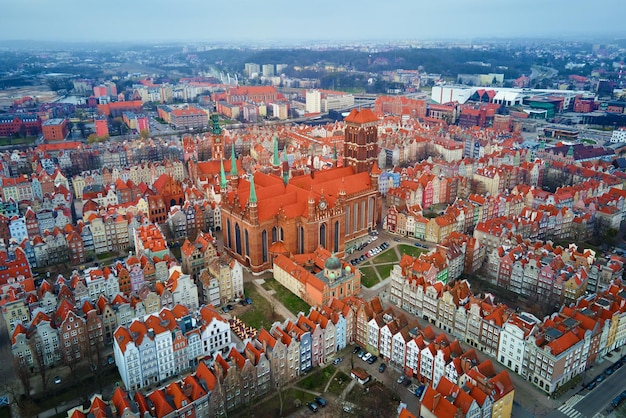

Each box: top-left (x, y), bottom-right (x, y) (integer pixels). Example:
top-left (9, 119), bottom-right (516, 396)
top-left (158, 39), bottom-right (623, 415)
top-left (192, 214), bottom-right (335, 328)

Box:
top-left (248, 173), bottom-right (258, 225)
top-left (343, 108), bottom-right (379, 174)
top-left (210, 114), bottom-right (224, 160)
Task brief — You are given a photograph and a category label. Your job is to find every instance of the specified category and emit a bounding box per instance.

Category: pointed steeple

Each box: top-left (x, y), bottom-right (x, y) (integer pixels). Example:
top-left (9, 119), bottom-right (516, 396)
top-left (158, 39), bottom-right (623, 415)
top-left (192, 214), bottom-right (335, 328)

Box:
top-left (272, 133), bottom-right (280, 167)
top-left (230, 142), bottom-right (238, 176)
top-left (333, 143), bottom-right (338, 165)
top-left (219, 158), bottom-right (228, 190)
top-left (567, 144), bottom-right (574, 158)
top-left (282, 151), bottom-right (290, 186)
top-left (248, 173), bottom-right (257, 204)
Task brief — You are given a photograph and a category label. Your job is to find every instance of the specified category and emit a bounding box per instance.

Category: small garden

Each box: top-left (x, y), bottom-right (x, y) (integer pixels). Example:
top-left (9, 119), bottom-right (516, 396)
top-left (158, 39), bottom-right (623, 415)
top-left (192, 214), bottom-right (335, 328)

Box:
top-left (327, 371), bottom-right (351, 396)
top-left (359, 266), bottom-right (379, 288)
top-left (370, 248), bottom-right (399, 264)
top-left (238, 283), bottom-right (284, 330)
top-left (236, 387), bottom-right (310, 418)
top-left (262, 277), bottom-right (310, 316)
top-left (397, 244), bottom-right (425, 258)
top-left (296, 365), bottom-right (336, 392)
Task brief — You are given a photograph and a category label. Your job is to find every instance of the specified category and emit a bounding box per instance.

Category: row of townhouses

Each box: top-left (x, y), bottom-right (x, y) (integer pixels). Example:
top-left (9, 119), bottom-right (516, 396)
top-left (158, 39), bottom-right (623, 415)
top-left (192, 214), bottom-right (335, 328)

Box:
top-left (60, 289), bottom-right (516, 418)
top-left (388, 243), bottom-right (626, 395)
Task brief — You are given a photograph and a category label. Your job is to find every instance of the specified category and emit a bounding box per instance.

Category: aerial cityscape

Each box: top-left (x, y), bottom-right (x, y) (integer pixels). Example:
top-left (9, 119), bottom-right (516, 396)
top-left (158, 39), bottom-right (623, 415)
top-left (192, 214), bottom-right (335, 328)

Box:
top-left (1, 3), bottom-right (626, 418)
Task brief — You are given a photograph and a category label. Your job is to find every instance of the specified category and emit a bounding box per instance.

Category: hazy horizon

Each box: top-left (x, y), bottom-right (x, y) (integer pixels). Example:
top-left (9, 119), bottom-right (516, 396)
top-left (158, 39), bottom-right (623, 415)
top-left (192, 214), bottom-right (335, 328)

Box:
top-left (1, 0), bottom-right (624, 44)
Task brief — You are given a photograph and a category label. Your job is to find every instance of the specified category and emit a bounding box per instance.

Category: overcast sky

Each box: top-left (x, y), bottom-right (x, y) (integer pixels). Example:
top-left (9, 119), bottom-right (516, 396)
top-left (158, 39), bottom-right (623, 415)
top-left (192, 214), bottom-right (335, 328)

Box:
top-left (1, 0), bottom-right (623, 44)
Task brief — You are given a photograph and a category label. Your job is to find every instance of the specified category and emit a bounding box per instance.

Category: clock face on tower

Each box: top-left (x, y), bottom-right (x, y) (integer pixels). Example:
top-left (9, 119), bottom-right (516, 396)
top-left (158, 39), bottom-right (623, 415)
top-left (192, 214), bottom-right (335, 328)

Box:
top-left (318, 200), bottom-right (327, 211)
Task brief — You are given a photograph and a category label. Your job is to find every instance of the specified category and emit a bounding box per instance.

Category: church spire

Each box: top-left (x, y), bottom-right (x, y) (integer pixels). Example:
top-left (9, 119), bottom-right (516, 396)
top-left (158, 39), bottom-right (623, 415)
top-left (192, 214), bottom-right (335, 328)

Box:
top-left (272, 133), bottom-right (280, 167)
top-left (249, 173), bottom-right (257, 204)
top-left (219, 158), bottom-right (228, 190)
top-left (230, 142), bottom-right (238, 176)
top-left (282, 150), bottom-right (290, 186)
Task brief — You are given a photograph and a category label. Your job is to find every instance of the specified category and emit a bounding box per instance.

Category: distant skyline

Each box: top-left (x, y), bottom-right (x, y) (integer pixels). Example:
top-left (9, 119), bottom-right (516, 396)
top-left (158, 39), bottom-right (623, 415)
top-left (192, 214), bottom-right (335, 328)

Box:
top-left (1, 0), bottom-right (624, 44)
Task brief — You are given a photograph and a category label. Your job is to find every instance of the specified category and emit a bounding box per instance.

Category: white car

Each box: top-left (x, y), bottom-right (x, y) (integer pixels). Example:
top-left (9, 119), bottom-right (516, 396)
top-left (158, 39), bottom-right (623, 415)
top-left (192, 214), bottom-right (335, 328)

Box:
top-left (362, 353), bottom-right (372, 362)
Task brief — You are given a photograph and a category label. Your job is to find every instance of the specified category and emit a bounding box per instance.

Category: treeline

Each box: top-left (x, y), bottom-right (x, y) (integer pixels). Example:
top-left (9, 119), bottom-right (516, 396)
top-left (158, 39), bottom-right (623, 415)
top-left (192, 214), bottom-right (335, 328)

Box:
top-left (196, 47), bottom-right (545, 79)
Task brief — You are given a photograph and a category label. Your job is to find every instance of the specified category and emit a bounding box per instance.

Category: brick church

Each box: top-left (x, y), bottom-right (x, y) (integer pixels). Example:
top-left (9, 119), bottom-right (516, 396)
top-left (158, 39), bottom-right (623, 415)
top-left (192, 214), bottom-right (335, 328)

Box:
top-left (220, 108), bottom-right (382, 273)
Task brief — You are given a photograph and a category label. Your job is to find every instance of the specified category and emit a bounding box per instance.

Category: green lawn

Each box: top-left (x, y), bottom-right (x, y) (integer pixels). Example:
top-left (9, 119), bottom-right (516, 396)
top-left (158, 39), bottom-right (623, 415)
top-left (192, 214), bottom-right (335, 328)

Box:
top-left (370, 248), bottom-right (399, 264)
top-left (260, 388), bottom-right (312, 417)
top-left (296, 365), bottom-right (336, 392)
top-left (397, 244), bottom-right (425, 258)
top-left (327, 371), bottom-right (351, 396)
top-left (262, 278), bottom-right (311, 316)
top-left (359, 265), bottom-right (379, 288)
top-left (96, 251), bottom-right (115, 260)
top-left (375, 263), bottom-right (395, 281)
top-left (238, 283), bottom-right (284, 330)
top-left (0, 136), bottom-right (37, 146)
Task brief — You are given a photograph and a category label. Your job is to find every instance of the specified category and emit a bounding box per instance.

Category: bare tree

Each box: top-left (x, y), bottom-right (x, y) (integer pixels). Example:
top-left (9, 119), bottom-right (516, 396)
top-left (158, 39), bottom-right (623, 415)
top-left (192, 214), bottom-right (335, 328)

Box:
top-left (13, 357), bottom-right (32, 398)
top-left (83, 337), bottom-right (106, 394)
top-left (29, 338), bottom-right (49, 392)
top-left (1, 380), bottom-right (38, 418)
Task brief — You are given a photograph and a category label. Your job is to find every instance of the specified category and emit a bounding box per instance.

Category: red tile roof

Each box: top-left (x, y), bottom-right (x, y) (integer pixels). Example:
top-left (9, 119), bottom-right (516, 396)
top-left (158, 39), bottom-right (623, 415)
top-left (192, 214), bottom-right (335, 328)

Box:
top-left (344, 108), bottom-right (379, 124)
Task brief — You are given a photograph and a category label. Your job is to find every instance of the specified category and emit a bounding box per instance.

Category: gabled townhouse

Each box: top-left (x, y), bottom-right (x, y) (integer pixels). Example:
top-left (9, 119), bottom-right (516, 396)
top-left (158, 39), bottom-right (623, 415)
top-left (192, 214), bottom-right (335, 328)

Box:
top-left (244, 341), bottom-right (272, 397)
top-left (497, 313), bottom-right (540, 377)
top-left (480, 304), bottom-right (510, 358)
top-left (283, 320), bottom-right (312, 373)
top-left (296, 314), bottom-right (324, 367)
top-left (270, 324), bottom-right (302, 382)
top-left (165, 266), bottom-right (199, 311)
top-left (198, 305), bottom-right (232, 357)
top-left (308, 309), bottom-right (337, 363)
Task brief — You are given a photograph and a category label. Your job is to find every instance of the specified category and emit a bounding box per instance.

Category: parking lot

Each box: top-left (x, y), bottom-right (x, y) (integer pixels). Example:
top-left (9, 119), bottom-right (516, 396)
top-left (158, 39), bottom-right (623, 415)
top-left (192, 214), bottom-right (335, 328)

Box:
top-left (348, 237), bottom-right (391, 267)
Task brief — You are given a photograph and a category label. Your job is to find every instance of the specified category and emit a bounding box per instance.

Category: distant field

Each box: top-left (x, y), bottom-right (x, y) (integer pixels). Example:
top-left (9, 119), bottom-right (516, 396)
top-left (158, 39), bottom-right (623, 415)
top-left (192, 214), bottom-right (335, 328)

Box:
top-left (0, 136), bottom-right (37, 146)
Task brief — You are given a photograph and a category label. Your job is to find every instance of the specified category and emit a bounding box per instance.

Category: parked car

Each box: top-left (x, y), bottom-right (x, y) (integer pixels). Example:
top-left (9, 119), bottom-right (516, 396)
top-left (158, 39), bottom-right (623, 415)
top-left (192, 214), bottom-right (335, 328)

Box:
top-left (226, 304), bottom-right (234, 311)
top-left (586, 381), bottom-right (597, 390)
top-left (362, 353), bottom-right (372, 362)
top-left (314, 397), bottom-right (327, 407)
top-left (307, 402), bottom-right (319, 413)
top-left (240, 299), bottom-right (248, 306)
top-left (379, 363), bottom-right (387, 373)
top-left (367, 355), bottom-right (377, 364)
top-left (333, 357), bottom-right (343, 365)
top-left (393, 238), bottom-right (401, 242)
top-left (357, 349), bottom-right (366, 358)
top-left (397, 375), bottom-right (406, 385)
top-left (414, 385), bottom-right (425, 397)
top-left (597, 374), bottom-right (605, 383)
top-left (54, 376), bottom-right (62, 384)
top-left (352, 346), bottom-right (361, 354)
